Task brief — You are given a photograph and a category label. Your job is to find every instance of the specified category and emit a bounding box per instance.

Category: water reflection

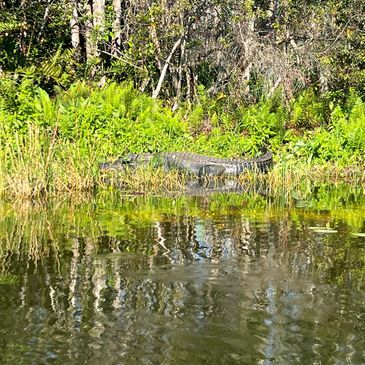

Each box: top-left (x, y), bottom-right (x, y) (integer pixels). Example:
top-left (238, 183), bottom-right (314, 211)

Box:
top-left (0, 193), bottom-right (364, 364)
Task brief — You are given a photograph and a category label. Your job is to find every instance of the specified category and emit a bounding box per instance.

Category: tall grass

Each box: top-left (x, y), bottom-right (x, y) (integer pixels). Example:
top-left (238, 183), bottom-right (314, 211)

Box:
top-left (0, 125), bottom-right (101, 197)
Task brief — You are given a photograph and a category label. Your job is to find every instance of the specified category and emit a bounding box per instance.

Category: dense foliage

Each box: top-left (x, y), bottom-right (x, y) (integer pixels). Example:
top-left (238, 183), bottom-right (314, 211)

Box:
top-left (0, 80), bottom-right (365, 165)
top-left (1, 0), bottom-right (365, 101)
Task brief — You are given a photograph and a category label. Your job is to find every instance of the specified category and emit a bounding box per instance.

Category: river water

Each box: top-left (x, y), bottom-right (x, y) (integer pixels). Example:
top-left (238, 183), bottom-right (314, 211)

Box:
top-left (0, 189), bottom-right (364, 364)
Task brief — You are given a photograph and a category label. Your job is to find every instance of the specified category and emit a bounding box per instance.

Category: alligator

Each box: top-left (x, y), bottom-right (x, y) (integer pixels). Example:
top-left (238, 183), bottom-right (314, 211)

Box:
top-left (99, 150), bottom-right (273, 177)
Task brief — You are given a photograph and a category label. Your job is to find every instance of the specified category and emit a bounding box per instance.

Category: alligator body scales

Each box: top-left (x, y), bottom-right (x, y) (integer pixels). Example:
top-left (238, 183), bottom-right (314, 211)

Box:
top-left (100, 150), bottom-right (273, 177)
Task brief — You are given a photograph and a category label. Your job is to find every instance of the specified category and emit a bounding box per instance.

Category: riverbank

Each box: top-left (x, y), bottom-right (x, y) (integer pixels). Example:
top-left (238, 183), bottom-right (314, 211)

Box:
top-left (1, 152), bottom-right (364, 199)
top-left (1, 81), bottom-right (364, 198)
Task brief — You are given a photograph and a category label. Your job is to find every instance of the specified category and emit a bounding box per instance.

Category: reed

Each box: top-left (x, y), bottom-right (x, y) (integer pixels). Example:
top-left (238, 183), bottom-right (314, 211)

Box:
top-left (0, 126), bottom-right (52, 197)
top-left (0, 125), bottom-right (101, 198)
top-left (235, 161), bottom-right (365, 202)
top-left (98, 166), bottom-right (187, 194)
top-left (1, 127), bottom-right (364, 198)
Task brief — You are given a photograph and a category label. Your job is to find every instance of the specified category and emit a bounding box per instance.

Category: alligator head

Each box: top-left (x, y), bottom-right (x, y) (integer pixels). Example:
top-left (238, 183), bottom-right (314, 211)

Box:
top-left (99, 153), bottom-right (155, 171)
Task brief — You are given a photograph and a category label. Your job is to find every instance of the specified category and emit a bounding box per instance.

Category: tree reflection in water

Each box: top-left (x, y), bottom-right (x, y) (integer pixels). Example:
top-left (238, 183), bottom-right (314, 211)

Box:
top-left (0, 195), bottom-right (364, 364)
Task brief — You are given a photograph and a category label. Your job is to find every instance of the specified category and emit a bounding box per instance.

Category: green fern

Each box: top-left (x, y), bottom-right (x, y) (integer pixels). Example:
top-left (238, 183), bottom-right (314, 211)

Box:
top-left (0, 19), bottom-right (21, 33)
top-left (39, 47), bottom-right (75, 85)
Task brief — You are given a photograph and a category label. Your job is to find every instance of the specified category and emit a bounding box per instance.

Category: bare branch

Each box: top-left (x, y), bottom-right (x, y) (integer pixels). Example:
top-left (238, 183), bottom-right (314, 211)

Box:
top-left (152, 36), bottom-right (183, 99)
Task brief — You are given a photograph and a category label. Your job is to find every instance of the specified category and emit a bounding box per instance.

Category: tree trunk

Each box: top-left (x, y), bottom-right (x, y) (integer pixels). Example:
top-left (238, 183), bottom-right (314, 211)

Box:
top-left (93, 0), bottom-right (105, 72)
top-left (112, 0), bottom-right (122, 55)
top-left (149, 19), bottom-right (163, 71)
top-left (84, 0), bottom-right (105, 74)
top-left (172, 38), bottom-right (186, 110)
top-left (93, 0), bottom-right (105, 33)
top-left (70, 0), bottom-right (81, 57)
top-left (84, 0), bottom-right (95, 62)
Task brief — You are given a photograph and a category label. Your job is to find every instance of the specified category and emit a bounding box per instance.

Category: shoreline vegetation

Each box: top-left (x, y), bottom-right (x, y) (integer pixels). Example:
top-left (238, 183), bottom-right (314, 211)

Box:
top-left (0, 81), bottom-right (364, 198)
top-left (1, 0), bottom-right (365, 198)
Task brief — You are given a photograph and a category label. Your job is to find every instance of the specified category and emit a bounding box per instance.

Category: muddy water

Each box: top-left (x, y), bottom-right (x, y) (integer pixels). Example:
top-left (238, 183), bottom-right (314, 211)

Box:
top-left (0, 191), bottom-right (364, 364)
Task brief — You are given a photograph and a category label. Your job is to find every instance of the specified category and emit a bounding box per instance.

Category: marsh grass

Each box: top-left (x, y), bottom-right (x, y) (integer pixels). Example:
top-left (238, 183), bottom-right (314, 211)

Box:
top-left (52, 139), bottom-right (100, 193)
top-left (1, 126), bottom-right (363, 199)
top-left (98, 166), bottom-right (187, 194)
top-left (97, 157), bottom-right (365, 202)
top-left (0, 127), bottom-right (53, 197)
top-left (0, 126), bottom-right (102, 197)
top-left (235, 161), bottom-right (365, 202)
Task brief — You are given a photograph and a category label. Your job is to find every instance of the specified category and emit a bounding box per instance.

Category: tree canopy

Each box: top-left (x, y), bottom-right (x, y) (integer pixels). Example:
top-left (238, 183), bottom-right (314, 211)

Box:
top-left (0, 0), bottom-right (364, 103)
